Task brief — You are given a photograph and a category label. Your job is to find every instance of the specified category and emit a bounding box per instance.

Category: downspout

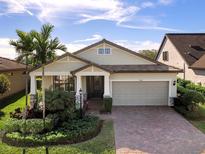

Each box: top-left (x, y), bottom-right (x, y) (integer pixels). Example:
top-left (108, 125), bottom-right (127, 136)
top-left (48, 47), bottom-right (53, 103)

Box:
top-left (183, 63), bottom-right (186, 80)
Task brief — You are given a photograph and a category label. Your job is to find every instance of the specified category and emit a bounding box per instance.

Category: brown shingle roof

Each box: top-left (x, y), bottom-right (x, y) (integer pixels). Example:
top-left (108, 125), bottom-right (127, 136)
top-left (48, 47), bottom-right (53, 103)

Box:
top-left (190, 54), bottom-right (205, 70)
top-left (156, 33), bottom-right (205, 69)
top-left (0, 57), bottom-right (26, 72)
top-left (100, 65), bottom-right (182, 73)
top-left (167, 33), bottom-right (205, 66)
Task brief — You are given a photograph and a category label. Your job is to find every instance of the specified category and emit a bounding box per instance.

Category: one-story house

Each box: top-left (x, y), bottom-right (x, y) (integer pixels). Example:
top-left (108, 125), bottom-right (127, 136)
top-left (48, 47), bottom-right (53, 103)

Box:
top-left (156, 33), bottom-right (205, 85)
top-left (29, 39), bottom-right (181, 106)
top-left (0, 57), bottom-right (27, 100)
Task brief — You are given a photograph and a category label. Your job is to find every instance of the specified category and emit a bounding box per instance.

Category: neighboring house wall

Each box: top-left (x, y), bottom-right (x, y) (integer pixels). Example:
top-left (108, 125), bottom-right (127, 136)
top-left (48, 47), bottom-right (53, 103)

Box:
top-left (0, 70), bottom-right (27, 100)
top-left (157, 38), bottom-right (205, 85)
top-left (76, 43), bottom-right (154, 65)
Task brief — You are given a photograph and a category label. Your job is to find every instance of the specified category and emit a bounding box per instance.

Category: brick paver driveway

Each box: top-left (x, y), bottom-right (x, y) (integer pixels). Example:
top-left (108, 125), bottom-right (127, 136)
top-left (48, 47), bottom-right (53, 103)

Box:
top-left (112, 107), bottom-right (205, 154)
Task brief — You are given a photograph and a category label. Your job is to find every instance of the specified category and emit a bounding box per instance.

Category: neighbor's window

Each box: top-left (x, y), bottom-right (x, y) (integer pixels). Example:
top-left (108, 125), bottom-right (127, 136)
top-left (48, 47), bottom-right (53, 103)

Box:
top-left (97, 48), bottom-right (111, 55)
top-left (162, 51), bottom-right (169, 61)
top-left (53, 75), bottom-right (74, 91)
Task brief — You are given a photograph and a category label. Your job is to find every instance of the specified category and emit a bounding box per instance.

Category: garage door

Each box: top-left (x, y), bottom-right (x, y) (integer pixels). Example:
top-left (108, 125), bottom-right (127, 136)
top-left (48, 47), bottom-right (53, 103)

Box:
top-left (112, 81), bottom-right (169, 106)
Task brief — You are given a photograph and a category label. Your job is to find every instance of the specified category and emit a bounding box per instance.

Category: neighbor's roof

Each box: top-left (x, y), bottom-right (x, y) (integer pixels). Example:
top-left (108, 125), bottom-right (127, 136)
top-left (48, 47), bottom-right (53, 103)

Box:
top-left (190, 54), bottom-right (205, 70)
top-left (0, 57), bottom-right (26, 72)
top-left (156, 33), bottom-right (205, 70)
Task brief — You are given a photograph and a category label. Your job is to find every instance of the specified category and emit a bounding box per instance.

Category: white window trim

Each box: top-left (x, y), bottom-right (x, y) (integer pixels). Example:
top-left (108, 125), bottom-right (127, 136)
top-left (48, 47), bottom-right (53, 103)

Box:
top-left (97, 48), bottom-right (112, 55)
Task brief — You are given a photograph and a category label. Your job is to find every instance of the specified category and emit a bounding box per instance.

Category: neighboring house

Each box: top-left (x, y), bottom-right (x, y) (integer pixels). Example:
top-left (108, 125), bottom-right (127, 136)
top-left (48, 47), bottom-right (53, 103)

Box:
top-left (29, 39), bottom-right (181, 106)
top-left (0, 57), bottom-right (27, 100)
top-left (156, 33), bottom-right (205, 85)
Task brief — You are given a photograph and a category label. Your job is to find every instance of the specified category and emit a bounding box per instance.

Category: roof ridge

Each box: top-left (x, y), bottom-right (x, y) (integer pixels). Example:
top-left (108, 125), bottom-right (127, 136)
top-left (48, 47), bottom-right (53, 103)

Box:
top-left (166, 33), bottom-right (205, 36)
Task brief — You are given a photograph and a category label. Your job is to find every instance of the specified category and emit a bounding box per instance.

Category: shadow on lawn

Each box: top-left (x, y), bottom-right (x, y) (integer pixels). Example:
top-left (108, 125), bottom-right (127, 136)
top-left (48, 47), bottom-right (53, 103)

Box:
top-left (0, 90), bottom-right (25, 110)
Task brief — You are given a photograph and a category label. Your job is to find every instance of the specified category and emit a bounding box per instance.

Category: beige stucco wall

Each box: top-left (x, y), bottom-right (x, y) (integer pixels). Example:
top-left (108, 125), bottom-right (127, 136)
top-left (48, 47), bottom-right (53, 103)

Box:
top-left (0, 70), bottom-right (27, 100)
top-left (43, 76), bottom-right (53, 89)
top-left (157, 37), bottom-right (205, 85)
top-left (76, 43), bottom-right (154, 65)
top-left (30, 55), bottom-right (87, 76)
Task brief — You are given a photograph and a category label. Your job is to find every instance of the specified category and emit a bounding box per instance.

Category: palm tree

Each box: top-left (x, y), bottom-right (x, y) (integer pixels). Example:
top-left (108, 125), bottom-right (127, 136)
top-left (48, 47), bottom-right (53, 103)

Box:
top-left (10, 30), bottom-right (35, 66)
top-left (10, 30), bottom-right (34, 154)
top-left (32, 23), bottom-right (67, 131)
top-left (10, 30), bottom-right (34, 112)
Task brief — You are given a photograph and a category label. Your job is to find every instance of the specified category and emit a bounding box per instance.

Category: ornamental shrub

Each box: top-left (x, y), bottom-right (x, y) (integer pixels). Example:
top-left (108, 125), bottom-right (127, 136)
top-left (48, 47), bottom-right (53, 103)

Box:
top-left (177, 78), bottom-right (205, 96)
top-left (3, 116), bottom-right (102, 146)
top-left (4, 118), bottom-right (53, 134)
top-left (177, 85), bottom-right (188, 96)
top-left (103, 96), bottom-right (112, 113)
top-left (182, 90), bottom-right (205, 111)
top-left (0, 74), bottom-right (10, 94)
top-left (45, 89), bottom-right (75, 113)
top-left (177, 78), bottom-right (191, 87)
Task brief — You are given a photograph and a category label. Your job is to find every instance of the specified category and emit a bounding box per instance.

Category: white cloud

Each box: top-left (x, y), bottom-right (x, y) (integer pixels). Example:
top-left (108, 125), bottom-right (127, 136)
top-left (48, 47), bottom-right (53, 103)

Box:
top-left (65, 43), bottom-right (87, 53)
top-left (118, 23), bottom-right (179, 32)
top-left (0, 38), bottom-right (17, 59)
top-left (141, 1), bottom-right (155, 8)
top-left (0, 0), bottom-right (179, 31)
top-left (114, 40), bottom-right (160, 51)
top-left (0, 35), bottom-right (160, 59)
top-left (73, 34), bottom-right (103, 43)
top-left (159, 0), bottom-right (173, 5)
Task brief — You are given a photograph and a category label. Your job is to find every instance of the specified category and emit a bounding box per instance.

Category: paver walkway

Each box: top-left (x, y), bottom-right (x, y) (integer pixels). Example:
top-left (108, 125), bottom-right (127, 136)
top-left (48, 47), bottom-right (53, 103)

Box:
top-left (112, 106), bottom-right (205, 154)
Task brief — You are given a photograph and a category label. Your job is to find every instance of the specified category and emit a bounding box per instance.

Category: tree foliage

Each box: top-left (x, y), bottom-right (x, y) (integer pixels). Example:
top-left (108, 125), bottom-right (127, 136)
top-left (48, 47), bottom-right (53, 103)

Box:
top-left (0, 74), bottom-right (10, 95)
top-left (182, 90), bottom-right (205, 111)
top-left (32, 24), bottom-right (67, 65)
top-left (10, 30), bottom-right (35, 65)
top-left (138, 49), bottom-right (158, 60)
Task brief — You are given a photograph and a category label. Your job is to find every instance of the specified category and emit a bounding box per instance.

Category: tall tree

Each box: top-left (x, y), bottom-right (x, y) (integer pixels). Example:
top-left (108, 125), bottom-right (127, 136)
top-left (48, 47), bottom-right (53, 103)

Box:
top-left (10, 30), bottom-right (34, 154)
top-left (10, 30), bottom-right (35, 66)
top-left (32, 24), bottom-right (67, 137)
top-left (138, 49), bottom-right (158, 60)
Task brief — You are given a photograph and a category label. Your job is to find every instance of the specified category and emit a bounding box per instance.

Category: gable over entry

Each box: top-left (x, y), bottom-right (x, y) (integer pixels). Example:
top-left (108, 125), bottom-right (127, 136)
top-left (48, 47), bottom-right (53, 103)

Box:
top-left (72, 65), bottom-right (111, 98)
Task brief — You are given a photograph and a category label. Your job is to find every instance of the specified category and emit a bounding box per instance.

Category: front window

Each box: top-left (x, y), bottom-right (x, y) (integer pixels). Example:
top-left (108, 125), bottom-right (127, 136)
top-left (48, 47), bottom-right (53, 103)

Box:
top-left (97, 48), bottom-right (111, 55)
top-left (162, 51), bottom-right (169, 61)
top-left (53, 75), bottom-right (74, 91)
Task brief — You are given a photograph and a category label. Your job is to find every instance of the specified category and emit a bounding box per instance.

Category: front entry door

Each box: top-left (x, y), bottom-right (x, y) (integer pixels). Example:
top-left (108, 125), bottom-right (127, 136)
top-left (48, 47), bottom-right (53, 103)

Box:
top-left (86, 76), bottom-right (104, 99)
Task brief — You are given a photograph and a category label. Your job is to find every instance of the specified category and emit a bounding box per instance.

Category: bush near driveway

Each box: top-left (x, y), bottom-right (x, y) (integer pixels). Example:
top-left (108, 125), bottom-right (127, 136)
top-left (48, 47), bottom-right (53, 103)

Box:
top-left (175, 78), bottom-right (205, 134)
top-left (177, 78), bottom-right (205, 96)
top-left (176, 78), bottom-right (205, 111)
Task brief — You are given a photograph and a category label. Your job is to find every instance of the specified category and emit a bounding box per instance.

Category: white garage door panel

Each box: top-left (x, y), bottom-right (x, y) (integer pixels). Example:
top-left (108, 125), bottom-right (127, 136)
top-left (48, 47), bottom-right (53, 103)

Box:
top-left (112, 81), bottom-right (169, 106)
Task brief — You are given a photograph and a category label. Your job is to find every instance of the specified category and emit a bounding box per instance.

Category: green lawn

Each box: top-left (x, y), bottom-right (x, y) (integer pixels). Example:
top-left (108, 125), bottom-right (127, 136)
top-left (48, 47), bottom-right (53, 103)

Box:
top-left (175, 104), bottom-right (205, 133)
top-left (189, 105), bottom-right (205, 133)
top-left (0, 92), bottom-right (26, 129)
top-left (0, 94), bottom-right (115, 154)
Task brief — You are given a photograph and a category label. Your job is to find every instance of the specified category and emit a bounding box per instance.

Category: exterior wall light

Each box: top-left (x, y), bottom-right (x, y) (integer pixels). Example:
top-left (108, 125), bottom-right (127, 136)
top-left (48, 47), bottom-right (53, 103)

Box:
top-left (173, 80), bottom-right (176, 86)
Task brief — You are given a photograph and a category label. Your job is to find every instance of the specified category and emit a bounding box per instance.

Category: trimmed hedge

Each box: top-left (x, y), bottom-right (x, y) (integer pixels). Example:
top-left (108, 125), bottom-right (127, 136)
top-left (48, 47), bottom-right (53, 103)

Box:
top-left (4, 118), bottom-right (53, 134)
top-left (103, 97), bottom-right (112, 113)
top-left (2, 116), bottom-right (102, 147)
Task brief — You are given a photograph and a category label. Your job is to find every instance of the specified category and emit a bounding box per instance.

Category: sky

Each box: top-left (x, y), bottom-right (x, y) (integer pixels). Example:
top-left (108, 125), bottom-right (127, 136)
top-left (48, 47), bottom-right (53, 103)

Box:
top-left (0, 0), bottom-right (205, 59)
